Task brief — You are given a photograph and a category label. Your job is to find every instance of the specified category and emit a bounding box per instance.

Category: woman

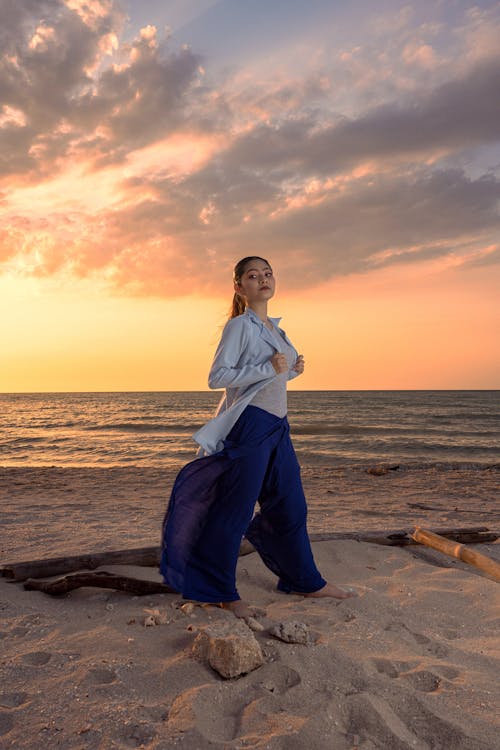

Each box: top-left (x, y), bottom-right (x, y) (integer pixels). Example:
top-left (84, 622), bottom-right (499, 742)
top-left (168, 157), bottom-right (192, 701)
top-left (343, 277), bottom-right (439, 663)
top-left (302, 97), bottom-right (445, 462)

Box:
top-left (160, 256), bottom-right (356, 618)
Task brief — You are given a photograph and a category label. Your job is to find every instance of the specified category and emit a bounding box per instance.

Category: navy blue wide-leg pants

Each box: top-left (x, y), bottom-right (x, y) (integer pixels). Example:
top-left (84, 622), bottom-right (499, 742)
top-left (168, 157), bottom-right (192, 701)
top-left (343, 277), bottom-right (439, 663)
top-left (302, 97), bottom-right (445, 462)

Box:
top-left (160, 405), bottom-right (326, 602)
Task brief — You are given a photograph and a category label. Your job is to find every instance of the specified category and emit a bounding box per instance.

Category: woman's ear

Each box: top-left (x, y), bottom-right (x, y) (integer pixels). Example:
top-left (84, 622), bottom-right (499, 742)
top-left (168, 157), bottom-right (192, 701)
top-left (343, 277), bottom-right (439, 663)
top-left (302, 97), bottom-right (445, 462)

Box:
top-left (234, 281), bottom-right (243, 296)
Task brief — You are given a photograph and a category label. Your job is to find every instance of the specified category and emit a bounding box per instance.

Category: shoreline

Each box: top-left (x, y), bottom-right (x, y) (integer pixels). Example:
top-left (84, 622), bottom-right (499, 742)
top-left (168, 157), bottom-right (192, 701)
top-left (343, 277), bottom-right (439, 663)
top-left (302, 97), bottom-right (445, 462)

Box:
top-left (1, 463), bottom-right (499, 563)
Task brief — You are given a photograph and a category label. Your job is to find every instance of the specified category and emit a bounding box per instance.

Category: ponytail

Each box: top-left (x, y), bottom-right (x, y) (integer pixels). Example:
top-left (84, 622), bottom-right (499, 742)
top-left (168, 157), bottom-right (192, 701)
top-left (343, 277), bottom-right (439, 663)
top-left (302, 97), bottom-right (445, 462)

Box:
top-left (229, 293), bottom-right (246, 319)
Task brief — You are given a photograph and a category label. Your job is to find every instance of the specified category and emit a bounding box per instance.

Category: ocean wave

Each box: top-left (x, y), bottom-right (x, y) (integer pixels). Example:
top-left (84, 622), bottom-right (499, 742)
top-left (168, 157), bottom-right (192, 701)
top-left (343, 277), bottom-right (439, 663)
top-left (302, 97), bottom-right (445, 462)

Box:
top-left (84, 422), bottom-right (198, 433)
top-left (18, 421), bottom-right (80, 429)
top-left (429, 412), bottom-right (500, 421)
top-left (291, 423), bottom-right (499, 438)
top-left (292, 423), bottom-right (363, 435)
top-left (291, 423), bottom-right (422, 436)
top-left (0, 436), bottom-right (46, 446)
top-left (1, 391), bottom-right (498, 468)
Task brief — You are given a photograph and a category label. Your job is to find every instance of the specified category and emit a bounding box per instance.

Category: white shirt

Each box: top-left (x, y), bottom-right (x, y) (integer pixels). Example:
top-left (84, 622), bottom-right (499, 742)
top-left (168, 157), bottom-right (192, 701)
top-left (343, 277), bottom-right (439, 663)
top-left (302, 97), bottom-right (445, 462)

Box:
top-left (193, 308), bottom-right (299, 455)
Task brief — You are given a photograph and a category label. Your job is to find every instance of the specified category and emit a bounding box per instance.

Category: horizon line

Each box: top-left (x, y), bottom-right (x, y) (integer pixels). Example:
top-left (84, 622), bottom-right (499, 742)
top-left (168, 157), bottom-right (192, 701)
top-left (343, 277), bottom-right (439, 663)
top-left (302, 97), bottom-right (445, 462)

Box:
top-left (1, 388), bottom-right (498, 395)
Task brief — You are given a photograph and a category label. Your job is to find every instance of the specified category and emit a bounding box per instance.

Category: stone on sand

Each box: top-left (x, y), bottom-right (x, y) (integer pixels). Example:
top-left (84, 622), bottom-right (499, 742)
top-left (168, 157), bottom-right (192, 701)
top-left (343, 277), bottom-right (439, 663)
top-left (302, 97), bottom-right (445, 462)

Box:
top-left (269, 621), bottom-right (312, 645)
top-left (192, 619), bottom-right (264, 679)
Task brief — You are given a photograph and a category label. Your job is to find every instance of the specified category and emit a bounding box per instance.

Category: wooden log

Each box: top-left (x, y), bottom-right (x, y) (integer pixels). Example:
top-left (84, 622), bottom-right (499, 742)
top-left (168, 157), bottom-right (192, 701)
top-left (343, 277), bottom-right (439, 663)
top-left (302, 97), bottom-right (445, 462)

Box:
top-left (1, 546), bottom-right (160, 582)
top-left (411, 527), bottom-right (500, 583)
top-left (1, 527), bottom-right (497, 582)
top-left (437, 533), bottom-right (498, 545)
top-left (309, 528), bottom-right (497, 547)
top-left (20, 529), bottom-right (500, 597)
top-left (23, 571), bottom-right (175, 596)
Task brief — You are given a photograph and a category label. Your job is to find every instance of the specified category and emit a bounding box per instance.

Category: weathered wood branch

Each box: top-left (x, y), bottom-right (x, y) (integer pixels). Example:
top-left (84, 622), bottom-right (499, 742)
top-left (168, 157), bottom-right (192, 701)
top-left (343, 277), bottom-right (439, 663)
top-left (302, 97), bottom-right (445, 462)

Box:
top-left (309, 527), bottom-right (496, 547)
top-left (23, 571), bottom-right (175, 596)
top-left (1, 526), bottom-right (496, 582)
top-left (1, 546), bottom-right (160, 582)
top-left (411, 527), bottom-right (500, 583)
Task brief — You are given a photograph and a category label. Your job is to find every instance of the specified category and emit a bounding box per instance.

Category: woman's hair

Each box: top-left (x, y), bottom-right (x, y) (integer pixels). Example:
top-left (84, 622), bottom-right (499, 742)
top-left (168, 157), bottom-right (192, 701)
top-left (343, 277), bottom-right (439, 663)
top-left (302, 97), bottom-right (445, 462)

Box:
top-left (229, 256), bottom-right (272, 319)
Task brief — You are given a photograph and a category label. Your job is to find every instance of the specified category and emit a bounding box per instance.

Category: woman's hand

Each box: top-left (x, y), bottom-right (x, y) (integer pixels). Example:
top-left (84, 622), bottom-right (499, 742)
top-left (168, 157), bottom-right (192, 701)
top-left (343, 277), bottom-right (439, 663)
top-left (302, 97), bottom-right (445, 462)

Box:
top-left (271, 352), bottom-right (288, 374)
top-left (293, 354), bottom-right (305, 374)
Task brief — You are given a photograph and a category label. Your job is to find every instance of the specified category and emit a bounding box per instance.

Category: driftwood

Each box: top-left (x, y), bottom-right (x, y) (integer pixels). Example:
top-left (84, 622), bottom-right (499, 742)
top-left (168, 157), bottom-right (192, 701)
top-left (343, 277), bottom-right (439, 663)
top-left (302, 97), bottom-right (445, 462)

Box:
top-left (23, 571), bottom-right (175, 596)
top-left (407, 501), bottom-right (494, 515)
top-left (1, 546), bottom-right (160, 583)
top-left (309, 527), bottom-right (497, 547)
top-left (1, 527), bottom-right (497, 583)
top-left (411, 527), bottom-right (500, 583)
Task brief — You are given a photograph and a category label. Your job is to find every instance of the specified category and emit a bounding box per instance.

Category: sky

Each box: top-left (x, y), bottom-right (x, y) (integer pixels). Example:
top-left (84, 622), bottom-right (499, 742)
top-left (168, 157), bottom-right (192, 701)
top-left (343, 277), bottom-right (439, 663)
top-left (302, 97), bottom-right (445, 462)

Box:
top-left (1, 0), bottom-right (499, 391)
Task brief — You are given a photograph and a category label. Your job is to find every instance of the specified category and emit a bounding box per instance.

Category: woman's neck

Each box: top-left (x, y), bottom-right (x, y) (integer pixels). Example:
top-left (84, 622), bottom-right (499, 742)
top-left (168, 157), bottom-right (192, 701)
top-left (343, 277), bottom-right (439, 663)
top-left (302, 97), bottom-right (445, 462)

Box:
top-left (247, 302), bottom-right (269, 323)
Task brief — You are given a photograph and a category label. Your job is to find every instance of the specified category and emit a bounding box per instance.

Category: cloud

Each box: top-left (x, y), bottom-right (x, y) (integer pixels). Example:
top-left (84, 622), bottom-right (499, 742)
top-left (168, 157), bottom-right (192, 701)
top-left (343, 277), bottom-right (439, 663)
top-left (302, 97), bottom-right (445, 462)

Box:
top-left (10, 163), bottom-right (496, 296)
top-left (0, 0), bottom-right (204, 180)
top-left (456, 4), bottom-right (500, 66)
top-left (1, 1), bottom-right (499, 295)
top-left (461, 244), bottom-right (500, 269)
top-left (220, 56), bottom-right (500, 177)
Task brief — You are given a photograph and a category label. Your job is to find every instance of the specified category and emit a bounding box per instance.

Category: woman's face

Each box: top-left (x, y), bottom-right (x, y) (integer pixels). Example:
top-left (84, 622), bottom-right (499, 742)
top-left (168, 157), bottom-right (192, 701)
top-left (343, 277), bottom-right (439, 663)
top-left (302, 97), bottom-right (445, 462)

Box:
top-left (235, 259), bottom-right (275, 304)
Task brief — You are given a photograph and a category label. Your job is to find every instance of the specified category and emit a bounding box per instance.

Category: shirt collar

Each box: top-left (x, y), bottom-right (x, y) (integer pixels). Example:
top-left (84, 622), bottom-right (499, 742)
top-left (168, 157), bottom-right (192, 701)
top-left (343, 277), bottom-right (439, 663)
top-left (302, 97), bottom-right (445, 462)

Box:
top-left (244, 307), bottom-right (282, 329)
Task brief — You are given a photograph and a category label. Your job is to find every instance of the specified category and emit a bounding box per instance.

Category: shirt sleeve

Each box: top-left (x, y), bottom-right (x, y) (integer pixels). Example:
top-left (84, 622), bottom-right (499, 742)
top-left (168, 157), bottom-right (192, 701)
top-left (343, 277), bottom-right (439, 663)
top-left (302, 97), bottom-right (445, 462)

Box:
top-left (208, 318), bottom-right (276, 389)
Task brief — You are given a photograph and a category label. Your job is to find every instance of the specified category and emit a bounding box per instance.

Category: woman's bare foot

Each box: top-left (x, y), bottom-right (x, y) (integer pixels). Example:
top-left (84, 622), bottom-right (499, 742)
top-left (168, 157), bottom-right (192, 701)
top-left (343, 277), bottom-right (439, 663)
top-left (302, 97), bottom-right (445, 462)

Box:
top-left (301, 582), bottom-right (358, 600)
top-left (219, 600), bottom-right (264, 619)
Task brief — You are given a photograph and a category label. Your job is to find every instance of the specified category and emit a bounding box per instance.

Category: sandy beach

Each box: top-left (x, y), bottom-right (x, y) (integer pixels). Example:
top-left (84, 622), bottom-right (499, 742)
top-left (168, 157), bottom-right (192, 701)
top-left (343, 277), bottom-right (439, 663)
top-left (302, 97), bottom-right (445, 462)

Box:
top-left (1, 465), bottom-right (499, 749)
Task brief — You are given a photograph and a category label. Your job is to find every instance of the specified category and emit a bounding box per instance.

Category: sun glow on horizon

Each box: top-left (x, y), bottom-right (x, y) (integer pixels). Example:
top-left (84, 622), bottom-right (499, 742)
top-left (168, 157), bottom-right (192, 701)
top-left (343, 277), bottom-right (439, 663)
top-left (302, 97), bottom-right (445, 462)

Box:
top-left (1, 1), bottom-right (499, 392)
top-left (2, 254), bottom-right (499, 393)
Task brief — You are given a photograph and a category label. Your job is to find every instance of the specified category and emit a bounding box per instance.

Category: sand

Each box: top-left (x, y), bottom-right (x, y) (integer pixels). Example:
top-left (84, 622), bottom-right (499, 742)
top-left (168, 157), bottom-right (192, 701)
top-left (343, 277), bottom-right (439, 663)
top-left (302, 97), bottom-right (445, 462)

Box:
top-left (1, 465), bottom-right (499, 749)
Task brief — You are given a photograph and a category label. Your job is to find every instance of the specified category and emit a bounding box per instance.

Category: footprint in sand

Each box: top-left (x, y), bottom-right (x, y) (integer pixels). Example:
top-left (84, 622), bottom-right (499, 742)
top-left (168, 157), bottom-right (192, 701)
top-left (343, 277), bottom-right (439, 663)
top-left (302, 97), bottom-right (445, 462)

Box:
top-left (372, 658), bottom-right (459, 695)
top-left (402, 669), bottom-right (442, 693)
top-left (9, 627), bottom-right (29, 638)
top-left (0, 712), bottom-right (14, 737)
top-left (347, 690), bottom-right (477, 750)
top-left (257, 664), bottom-right (301, 695)
top-left (20, 651), bottom-right (52, 666)
top-left (140, 705), bottom-right (168, 723)
top-left (425, 641), bottom-right (450, 659)
top-left (442, 629), bottom-right (460, 640)
top-left (167, 685), bottom-right (240, 742)
top-left (115, 721), bottom-right (157, 748)
top-left (383, 622), bottom-right (450, 659)
top-left (86, 666), bottom-right (117, 685)
top-left (387, 690), bottom-right (480, 749)
top-left (431, 664), bottom-right (461, 681)
top-left (167, 664), bottom-right (303, 744)
top-left (0, 692), bottom-right (30, 708)
top-left (372, 658), bottom-right (417, 678)
top-left (346, 693), bottom-right (426, 750)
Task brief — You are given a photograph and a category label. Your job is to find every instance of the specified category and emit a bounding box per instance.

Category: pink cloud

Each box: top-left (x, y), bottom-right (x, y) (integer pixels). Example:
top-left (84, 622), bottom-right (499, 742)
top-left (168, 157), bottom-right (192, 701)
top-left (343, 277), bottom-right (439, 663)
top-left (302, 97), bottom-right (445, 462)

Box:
top-left (0, 1), bottom-right (499, 297)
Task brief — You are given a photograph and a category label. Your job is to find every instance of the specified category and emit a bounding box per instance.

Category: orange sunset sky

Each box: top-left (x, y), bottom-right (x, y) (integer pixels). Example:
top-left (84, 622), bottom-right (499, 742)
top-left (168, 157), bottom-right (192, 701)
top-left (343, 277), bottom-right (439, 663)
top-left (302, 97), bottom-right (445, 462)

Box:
top-left (1, 0), bottom-right (499, 392)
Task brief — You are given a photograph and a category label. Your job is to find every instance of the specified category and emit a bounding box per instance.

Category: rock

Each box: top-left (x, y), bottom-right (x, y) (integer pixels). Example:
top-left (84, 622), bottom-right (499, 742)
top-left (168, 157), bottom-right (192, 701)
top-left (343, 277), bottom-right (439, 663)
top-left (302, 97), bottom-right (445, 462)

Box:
top-left (180, 602), bottom-right (195, 616)
top-left (366, 464), bottom-right (400, 475)
top-left (245, 616), bottom-right (265, 632)
top-left (269, 621), bottom-right (312, 645)
top-left (192, 620), bottom-right (264, 679)
top-left (366, 466), bottom-right (389, 475)
top-left (143, 608), bottom-right (169, 625)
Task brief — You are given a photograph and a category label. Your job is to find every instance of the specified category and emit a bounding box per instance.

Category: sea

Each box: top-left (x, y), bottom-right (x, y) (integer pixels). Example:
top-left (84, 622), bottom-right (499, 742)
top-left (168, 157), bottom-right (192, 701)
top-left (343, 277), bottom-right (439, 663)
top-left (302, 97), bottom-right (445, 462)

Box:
top-left (0, 391), bottom-right (498, 469)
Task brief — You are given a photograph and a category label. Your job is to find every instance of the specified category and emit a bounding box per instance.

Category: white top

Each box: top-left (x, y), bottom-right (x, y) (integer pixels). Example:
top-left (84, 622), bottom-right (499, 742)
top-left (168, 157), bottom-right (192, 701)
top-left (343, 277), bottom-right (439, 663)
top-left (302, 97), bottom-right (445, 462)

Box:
top-left (249, 325), bottom-right (296, 417)
top-left (193, 309), bottom-right (300, 455)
